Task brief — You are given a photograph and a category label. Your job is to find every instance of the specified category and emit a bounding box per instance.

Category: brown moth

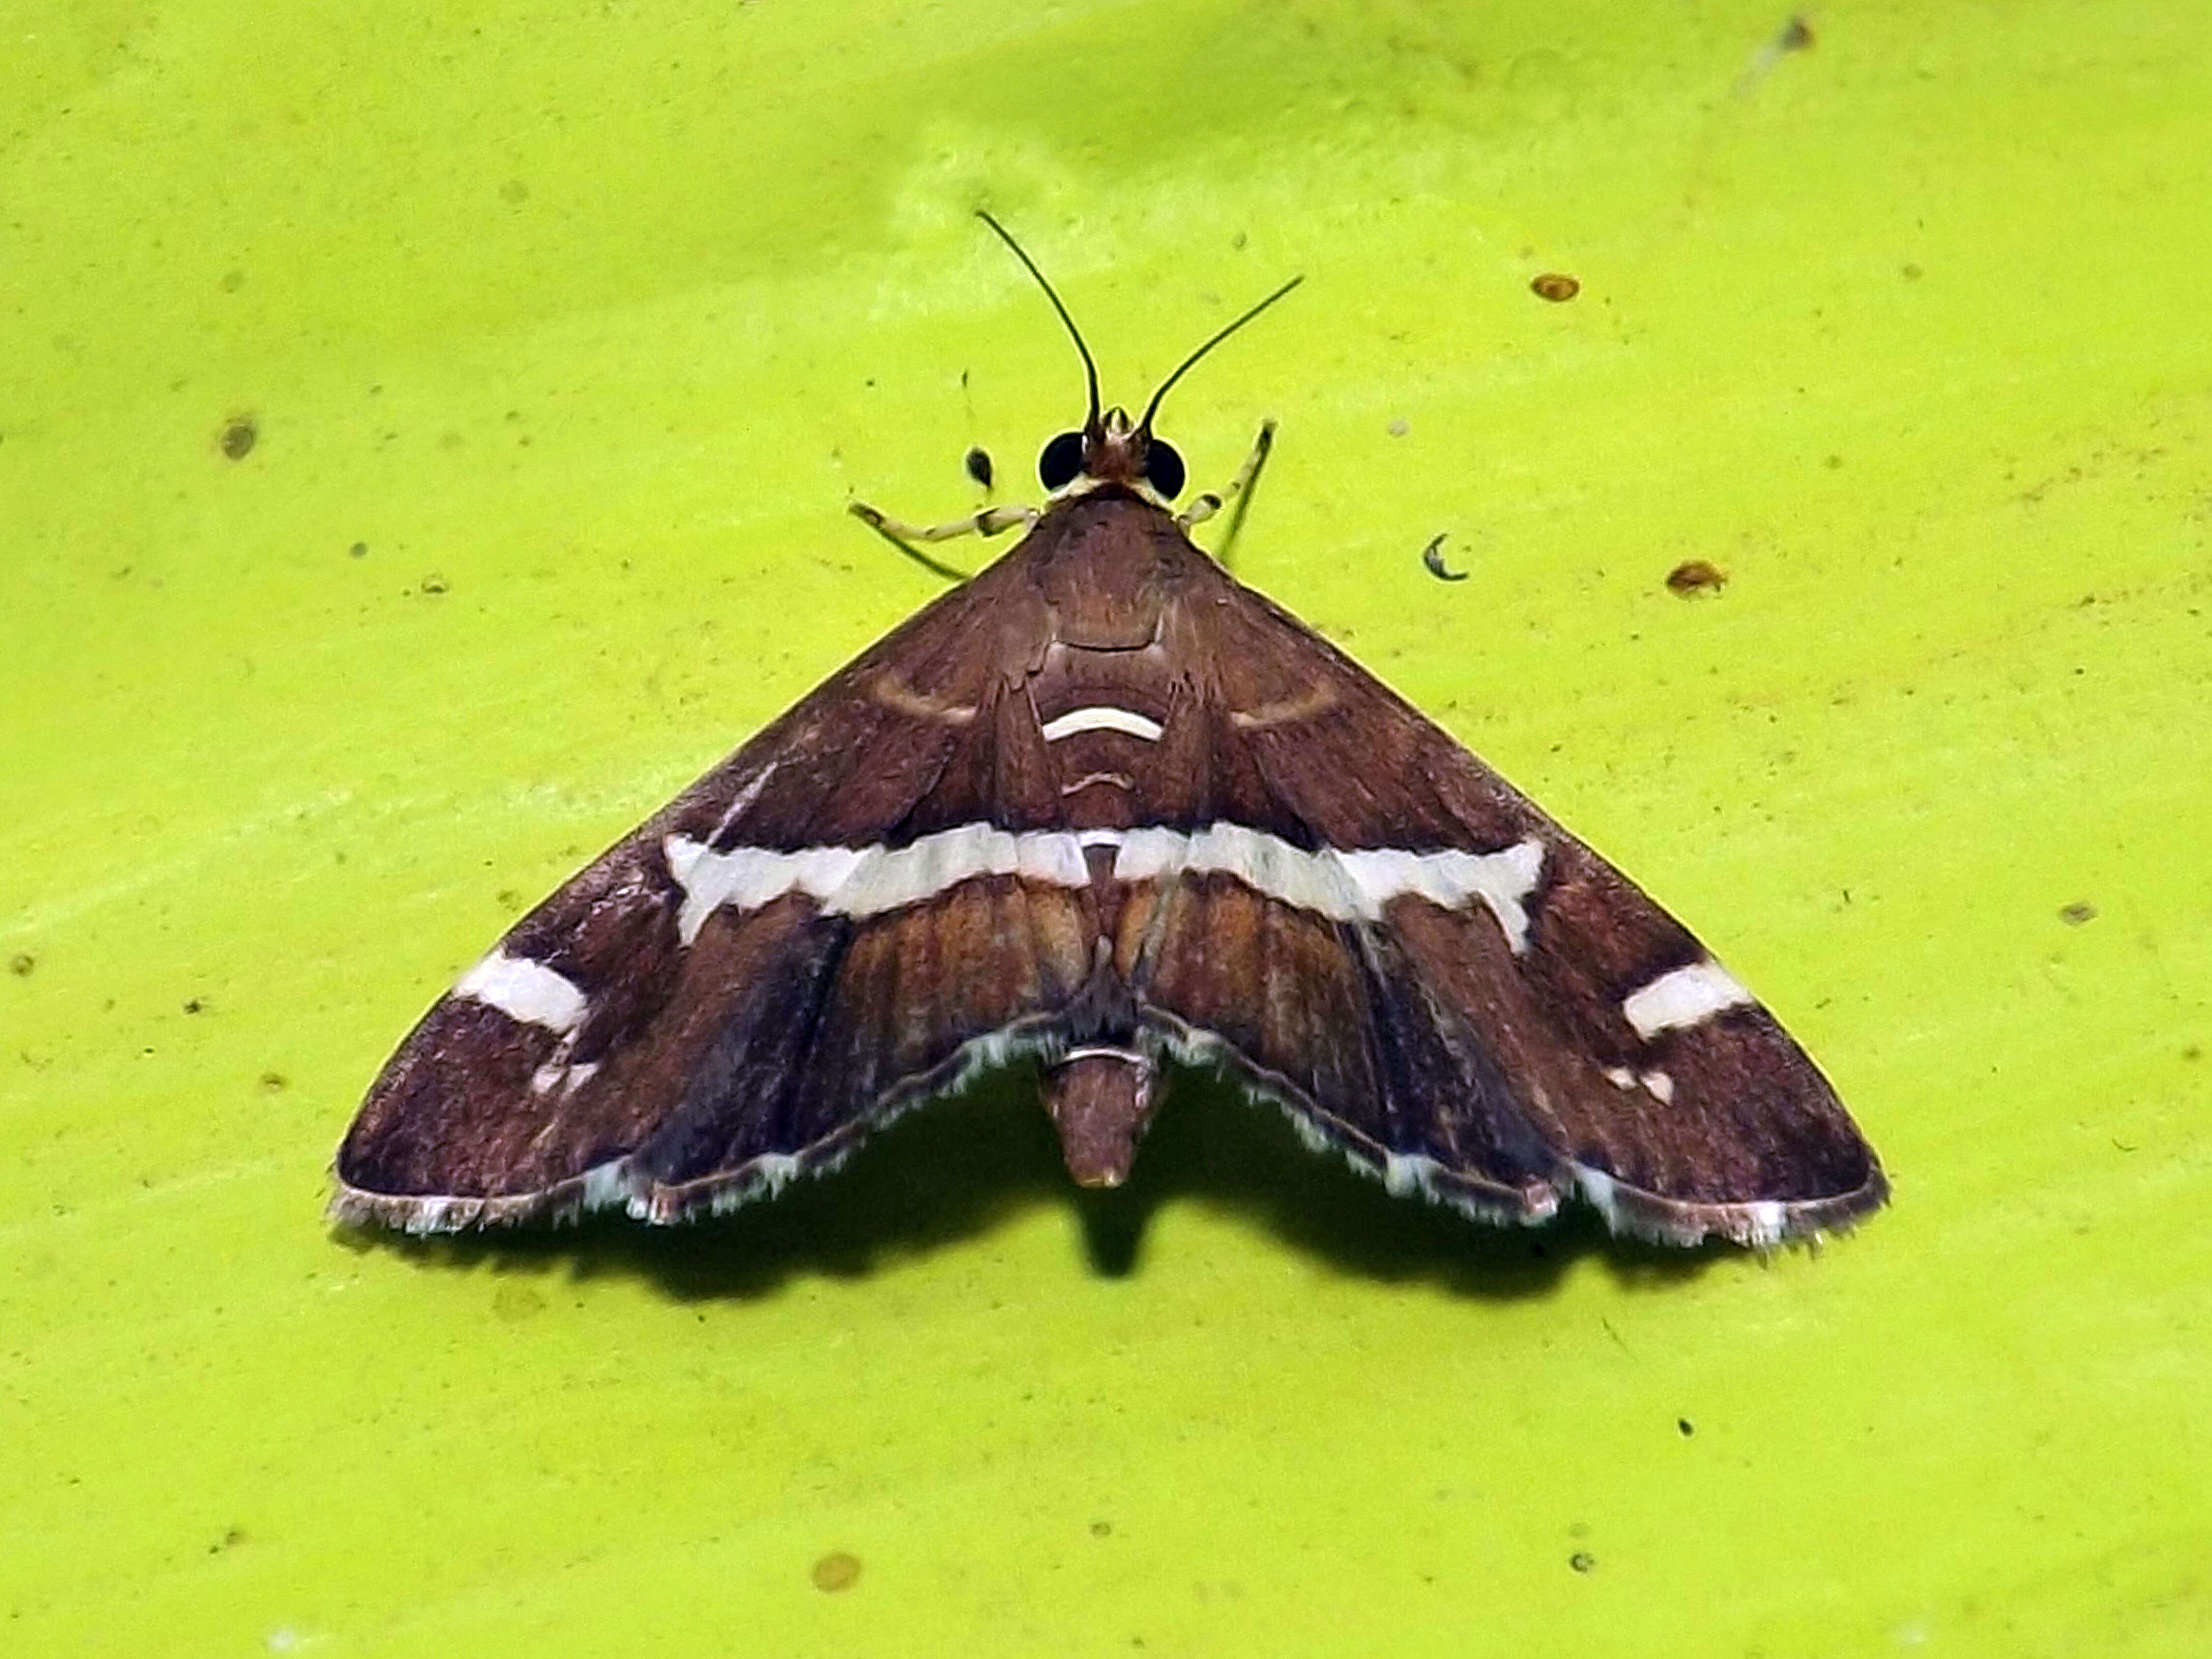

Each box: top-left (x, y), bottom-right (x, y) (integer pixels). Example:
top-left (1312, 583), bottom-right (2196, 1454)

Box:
top-left (334, 215), bottom-right (1883, 1249)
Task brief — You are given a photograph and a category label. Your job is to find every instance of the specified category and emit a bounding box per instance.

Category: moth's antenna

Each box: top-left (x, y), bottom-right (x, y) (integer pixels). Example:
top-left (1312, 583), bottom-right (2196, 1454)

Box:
top-left (976, 211), bottom-right (1102, 430)
top-left (1138, 275), bottom-right (1303, 435)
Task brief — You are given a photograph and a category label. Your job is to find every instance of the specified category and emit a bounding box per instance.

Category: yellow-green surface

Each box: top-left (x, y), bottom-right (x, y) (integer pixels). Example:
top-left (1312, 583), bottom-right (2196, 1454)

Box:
top-left (4, 1), bottom-right (2209, 1653)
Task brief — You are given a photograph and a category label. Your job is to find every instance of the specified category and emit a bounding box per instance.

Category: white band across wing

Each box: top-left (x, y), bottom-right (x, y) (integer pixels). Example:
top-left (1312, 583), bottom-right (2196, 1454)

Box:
top-left (1621, 959), bottom-right (1754, 1039)
top-left (1111, 825), bottom-right (1545, 950)
top-left (665, 822), bottom-right (1547, 952)
top-left (1040, 705), bottom-right (1165, 743)
top-left (666, 825), bottom-right (1091, 942)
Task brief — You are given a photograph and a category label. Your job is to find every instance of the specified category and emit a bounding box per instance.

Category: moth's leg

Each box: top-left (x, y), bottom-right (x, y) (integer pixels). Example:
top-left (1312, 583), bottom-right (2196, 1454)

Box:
top-left (1177, 420), bottom-right (1276, 531)
top-left (847, 501), bottom-right (1037, 543)
top-left (847, 499), bottom-right (1038, 582)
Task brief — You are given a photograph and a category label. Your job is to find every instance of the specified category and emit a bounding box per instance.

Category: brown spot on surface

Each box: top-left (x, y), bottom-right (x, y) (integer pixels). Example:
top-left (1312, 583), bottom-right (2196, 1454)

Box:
top-left (1665, 559), bottom-right (1727, 596)
top-left (1529, 273), bottom-right (1581, 303)
top-left (811, 1551), bottom-right (861, 1593)
top-left (1569, 1550), bottom-right (1596, 1573)
top-left (2058, 901), bottom-right (2097, 926)
top-left (8, 953), bottom-right (32, 977)
top-left (219, 416), bottom-right (257, 460)
top-left (259, 1071), bottom-right (287, 1092)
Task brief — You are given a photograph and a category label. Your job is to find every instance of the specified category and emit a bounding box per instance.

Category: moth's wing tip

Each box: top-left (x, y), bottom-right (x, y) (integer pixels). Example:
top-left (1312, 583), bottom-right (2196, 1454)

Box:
top-left (1571, 1158), bottom-right (1891, 1251)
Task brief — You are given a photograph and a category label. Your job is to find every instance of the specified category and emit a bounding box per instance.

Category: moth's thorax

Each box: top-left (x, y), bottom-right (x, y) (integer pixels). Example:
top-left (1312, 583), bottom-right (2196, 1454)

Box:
top-left (1027, 486), bottom-right (1202, 651)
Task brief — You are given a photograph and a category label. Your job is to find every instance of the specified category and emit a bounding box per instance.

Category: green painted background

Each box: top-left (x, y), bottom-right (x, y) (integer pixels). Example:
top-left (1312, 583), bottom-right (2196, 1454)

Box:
top-left (4, 1), bottom-right (2208, 1652)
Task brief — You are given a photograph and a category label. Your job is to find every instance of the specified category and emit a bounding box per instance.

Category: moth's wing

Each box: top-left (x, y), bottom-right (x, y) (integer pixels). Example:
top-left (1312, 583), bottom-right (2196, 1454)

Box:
top-left (334, 550), bottom-right (1093, 1231)
top-left (1124, 576), bottom-right (1884, 1247)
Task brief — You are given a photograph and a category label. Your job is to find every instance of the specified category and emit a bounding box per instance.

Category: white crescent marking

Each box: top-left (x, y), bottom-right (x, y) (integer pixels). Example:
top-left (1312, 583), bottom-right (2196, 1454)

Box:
top-left (1041, 705), bottom-right (1165, 743)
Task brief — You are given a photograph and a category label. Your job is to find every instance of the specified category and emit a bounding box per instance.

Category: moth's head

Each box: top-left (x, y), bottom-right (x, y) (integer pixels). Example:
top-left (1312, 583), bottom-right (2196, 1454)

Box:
top-left (1039, 405), bottom-right (1186, 501)
top-left (975, 210), bottom-right (1297, 508)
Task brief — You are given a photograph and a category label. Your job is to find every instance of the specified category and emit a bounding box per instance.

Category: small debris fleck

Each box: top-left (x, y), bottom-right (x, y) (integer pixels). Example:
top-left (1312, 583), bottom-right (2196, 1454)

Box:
top-left (1666, 559), bottom-right (1727, 596)
top-left (348, 541), bottom-right (369, 558)
top-left (1422, 534), bottom-right (1468, 582)
top-left (1386, 418), bottom-right (1410, 437)
top-left (220, 416), bottom-right (259, 460)
top-left (8, 953), bottom-right (33, 977)
top-left (1090, 1520), bottom-right (1113, 1539)
top-left (811, 1550), bottom-right (862, 1593)
top-left (964, 446), bottom-right (994, 491)
top-left (1569, 1551), bottom-right (1597, 1574)
top-left (260, 1072), bottom-right (288, 1093)
top-left (1677, 1417), bottom-right (1695, 1437)
top-left (419, 573), bottom-right (449, 596)
top-left (2058, 902), bottom-right (2097, 926)
top-left (1530, 273), bottom-right (1581, 303)
top-left (183, 998), bottom-right (205, 1015)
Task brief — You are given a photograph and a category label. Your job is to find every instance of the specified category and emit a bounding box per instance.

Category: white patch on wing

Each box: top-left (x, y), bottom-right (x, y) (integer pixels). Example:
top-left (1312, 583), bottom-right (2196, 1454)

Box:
top-left (530, 1059), bottom-right (602, 1098)
top-left (1639, 1069), bottom-right (1676, 1104)
top-left (1622, 959), bottom-right (1755, 1039)
top-left (1603, 1066), bottom-right (1637, 1090)
top-left (1041, 705), bottom-right (1164, 743)
top-left (455, 950), bottom-right (587, 1036)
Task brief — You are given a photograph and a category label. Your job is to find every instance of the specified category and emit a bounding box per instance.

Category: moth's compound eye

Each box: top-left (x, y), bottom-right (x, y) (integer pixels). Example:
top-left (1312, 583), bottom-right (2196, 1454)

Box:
top-left (1038, 431), bottom-right (1085, 490)
top-left (964, 446), bottom-right (994, 490)
top-left (1143, 438), bottom-right (1186, 500)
